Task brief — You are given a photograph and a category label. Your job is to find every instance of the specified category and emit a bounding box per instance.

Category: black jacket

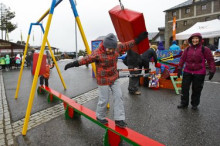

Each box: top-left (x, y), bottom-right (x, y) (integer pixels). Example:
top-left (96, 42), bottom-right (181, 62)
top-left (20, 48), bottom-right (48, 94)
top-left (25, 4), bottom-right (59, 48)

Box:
top-left (141, 48), bottom-right (157, 66)
top-left (124, 49), bottom-right (142, 67)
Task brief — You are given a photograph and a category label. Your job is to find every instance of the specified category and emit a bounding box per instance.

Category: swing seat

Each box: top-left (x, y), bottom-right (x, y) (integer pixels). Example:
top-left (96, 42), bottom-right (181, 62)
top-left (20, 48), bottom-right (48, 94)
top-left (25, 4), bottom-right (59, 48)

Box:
top-left (109, 5), bottom-right (149, 54)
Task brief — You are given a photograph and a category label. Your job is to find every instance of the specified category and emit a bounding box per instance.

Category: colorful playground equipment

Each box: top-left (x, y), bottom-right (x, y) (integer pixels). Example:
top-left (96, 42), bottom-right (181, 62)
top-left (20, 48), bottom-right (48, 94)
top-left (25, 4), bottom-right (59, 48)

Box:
top-left (169, 73), bottom-right (182, 94)
top-left (37, 85), bottom-right (164, 146)
top-left (156, 50), bottom-right (182, 94)
top-left (13, 0), bottom-right (97, 136)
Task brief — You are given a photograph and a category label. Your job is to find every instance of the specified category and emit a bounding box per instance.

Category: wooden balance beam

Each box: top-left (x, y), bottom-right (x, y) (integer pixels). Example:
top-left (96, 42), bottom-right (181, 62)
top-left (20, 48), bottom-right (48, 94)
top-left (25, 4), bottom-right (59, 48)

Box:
top-left (37, 86), bottom-right (164, 146)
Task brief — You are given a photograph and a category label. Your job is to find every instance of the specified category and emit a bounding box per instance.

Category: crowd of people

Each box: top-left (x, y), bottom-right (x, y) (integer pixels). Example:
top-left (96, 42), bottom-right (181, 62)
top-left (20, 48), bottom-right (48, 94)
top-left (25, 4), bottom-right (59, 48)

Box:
top-left (0, 50), bottom-right (52, 88)
top-left (0, 54), bottom-right (22, 71)
top-left (0, 51), bottom-right (36, 71)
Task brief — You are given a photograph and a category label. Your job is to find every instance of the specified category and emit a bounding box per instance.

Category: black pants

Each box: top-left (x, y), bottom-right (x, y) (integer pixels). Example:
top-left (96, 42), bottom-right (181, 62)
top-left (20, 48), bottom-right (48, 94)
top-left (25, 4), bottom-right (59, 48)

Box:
top-left (142, 61), bottom-right (150, 87)
top-left (181, 72), bottom-right (205, 107)
top-left (128, 65), bottom-right (142, 93)
top-left (40, 76), bottom-right (49, 87)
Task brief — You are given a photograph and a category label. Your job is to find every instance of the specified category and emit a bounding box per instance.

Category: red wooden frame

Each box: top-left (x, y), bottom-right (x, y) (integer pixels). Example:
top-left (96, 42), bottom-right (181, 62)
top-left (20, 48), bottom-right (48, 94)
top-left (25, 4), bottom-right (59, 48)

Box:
top-left (38, 86), bottom-right (164, 146)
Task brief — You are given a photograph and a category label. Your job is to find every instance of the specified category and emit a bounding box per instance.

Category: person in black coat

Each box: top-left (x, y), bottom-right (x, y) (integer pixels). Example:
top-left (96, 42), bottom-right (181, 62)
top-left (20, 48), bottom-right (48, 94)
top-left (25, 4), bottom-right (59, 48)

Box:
top-left (141, 45), bottom-right (158, 86)
top-left (126, 49), bottom-right (142, 95)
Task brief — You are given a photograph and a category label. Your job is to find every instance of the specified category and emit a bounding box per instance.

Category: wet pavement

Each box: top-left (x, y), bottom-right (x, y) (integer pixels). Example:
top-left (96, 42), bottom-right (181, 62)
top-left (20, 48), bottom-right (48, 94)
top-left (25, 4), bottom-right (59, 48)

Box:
top-left (1, 59), bottom-right (220, 146)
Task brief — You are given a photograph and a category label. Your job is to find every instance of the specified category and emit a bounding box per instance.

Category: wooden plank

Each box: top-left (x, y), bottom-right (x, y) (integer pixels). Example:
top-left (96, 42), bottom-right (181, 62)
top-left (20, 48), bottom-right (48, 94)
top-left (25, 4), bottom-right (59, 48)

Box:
top-left (39, 86), bottom-right (164, 146)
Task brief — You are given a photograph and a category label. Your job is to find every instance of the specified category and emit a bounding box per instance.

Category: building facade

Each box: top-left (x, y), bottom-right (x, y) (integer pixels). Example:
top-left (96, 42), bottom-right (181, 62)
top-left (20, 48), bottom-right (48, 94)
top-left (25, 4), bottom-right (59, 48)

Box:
top-left (151, 27), bottom-right (165, 45)
top-left (164, 0), bottom-right (220, 48)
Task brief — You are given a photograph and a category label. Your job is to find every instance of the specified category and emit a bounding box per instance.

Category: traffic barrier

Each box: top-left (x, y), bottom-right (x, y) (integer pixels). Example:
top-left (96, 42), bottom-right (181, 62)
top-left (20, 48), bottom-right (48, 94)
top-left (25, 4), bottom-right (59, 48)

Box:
top-left (37, 86), bottom-right (164, 146)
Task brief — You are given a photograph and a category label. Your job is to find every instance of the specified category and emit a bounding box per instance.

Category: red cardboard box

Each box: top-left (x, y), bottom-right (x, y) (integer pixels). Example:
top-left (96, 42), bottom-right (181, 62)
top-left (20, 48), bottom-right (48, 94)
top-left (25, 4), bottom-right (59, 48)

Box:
top-left (32, 53), bottom-right (46, 76)
top-left (109, 5), bottom-right (149, 54)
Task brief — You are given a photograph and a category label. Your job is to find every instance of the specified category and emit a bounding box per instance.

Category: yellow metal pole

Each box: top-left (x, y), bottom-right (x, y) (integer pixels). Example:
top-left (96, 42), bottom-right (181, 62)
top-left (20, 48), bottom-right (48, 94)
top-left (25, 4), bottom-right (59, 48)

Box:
top-left (107, 103), bottom-right (110, 109)
top-left (46, 39), bottom-right (67, 89)
top-left (75, 17), bottom-right (96, 77)
top-left (36, 0), bottom-right (62, 23)
top-left (15, 35), bottom-right (31, 99)
top-left (37, 9), bottom-right (50, 23)
top-left (22, 14), bottom-right (53, 135)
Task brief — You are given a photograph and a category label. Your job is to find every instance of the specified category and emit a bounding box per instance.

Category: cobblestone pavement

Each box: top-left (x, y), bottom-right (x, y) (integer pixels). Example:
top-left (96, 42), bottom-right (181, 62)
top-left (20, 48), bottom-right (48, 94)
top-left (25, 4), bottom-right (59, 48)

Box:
top-left (0, 70), bottom-right (128, 146)
top-left (0, 71), bottom-right (14, 146)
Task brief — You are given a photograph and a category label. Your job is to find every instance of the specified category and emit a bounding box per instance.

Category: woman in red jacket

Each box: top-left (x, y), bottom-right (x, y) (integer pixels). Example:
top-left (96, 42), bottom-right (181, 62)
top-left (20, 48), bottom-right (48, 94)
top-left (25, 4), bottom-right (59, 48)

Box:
top-left (177, 33), bottom-right (216, 110)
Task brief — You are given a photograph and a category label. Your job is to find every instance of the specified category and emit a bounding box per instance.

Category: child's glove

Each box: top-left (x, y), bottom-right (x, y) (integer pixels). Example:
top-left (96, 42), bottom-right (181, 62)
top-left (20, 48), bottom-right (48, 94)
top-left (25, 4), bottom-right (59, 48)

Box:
top-left (64, 61), bottom-right (79, 70)
top-left (135, 31), bottom-right (148, 45)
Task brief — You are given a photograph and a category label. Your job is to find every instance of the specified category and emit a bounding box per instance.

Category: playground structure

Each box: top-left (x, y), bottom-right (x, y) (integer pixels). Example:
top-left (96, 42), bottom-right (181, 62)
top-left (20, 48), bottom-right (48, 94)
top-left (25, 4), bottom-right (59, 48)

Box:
top-left (12, 0), bottom-right (165, 145)
top-left (14, 0), bottom-right (97, 136)
top-left (156, 50), bottom-right (182, 94)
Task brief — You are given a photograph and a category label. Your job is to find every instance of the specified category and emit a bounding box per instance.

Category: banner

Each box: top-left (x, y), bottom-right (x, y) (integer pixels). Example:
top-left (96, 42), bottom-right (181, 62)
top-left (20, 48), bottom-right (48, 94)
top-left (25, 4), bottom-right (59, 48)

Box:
top-left (172, 17), bottom-right (176, 41)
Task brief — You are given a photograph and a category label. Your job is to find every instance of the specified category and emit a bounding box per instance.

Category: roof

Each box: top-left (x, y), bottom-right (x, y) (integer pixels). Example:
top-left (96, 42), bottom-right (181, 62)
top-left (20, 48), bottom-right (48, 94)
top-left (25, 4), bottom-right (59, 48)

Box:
top-left (158, 27), bottom-right (165, 31)
top-left (95, 34), bottom-right (118, 41)
top-left (95, 36), bottom-right (105, 40)
top-left (164, 0), bottom-right (193, 12)
top-left (155, 35), bottom-right (165, 42)
top-left (148, 32), bottom-right (159, 40)
top-left (0, 39), bottom-right (26, 49)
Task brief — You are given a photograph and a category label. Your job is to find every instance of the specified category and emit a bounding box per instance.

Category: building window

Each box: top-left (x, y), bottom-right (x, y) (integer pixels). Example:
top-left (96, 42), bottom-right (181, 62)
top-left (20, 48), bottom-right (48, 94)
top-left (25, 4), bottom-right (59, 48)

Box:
top-left (205, 17), bottom-right (210, 21)
top-left (202, 4), bottom-right (207, 10)
top-left (172, 11), bottom-right (177, 16)
top-left (185, 8), bottom-right (190, 14)
top-left (184, 21), bottom-right (187, 26)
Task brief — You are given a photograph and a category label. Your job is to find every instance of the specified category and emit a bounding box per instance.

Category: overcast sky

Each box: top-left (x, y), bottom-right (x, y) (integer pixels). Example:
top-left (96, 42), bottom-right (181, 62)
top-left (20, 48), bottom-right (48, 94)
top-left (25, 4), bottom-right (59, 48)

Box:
top-left (1, 0), bottom-right (186, 52)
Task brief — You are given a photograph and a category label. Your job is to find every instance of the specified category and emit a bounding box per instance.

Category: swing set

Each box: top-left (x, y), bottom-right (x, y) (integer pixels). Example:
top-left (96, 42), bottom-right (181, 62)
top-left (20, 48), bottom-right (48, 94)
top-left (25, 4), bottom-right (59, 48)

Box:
top-left (14, 0), bottom-right (96, 136)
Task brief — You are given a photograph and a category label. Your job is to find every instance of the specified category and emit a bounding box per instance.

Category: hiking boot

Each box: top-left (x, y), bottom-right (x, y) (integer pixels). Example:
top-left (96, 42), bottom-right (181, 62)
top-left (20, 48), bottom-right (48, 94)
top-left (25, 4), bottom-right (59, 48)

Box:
top-left (96, 117), bottom-right (108, 124)
top-left (115, 120), bottom-right (127, 128)
top-left (134, 91), bottom-right (141, 95)
top-left (129, 91), bottom-right (141, 95)
top-left (191, 106), bottom-right (198, 110)
top-left (177, 104), bottom-right (188, 109)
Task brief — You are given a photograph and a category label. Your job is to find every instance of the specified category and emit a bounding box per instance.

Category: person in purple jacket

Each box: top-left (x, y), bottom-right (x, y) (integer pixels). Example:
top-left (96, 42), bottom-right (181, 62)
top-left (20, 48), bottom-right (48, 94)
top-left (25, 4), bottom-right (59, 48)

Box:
top-left (177, 33), bottom-right (216, 110)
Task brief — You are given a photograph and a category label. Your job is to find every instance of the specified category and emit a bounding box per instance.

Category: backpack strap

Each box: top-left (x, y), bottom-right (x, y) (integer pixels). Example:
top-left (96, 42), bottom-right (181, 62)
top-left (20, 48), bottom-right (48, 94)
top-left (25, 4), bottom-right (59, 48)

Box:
top-left (186, 46), bottom-right (190, 52)
top-left (185, 46), bottom-right (190, 60)
top-left (202, 45), bottom-right (205, 55)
